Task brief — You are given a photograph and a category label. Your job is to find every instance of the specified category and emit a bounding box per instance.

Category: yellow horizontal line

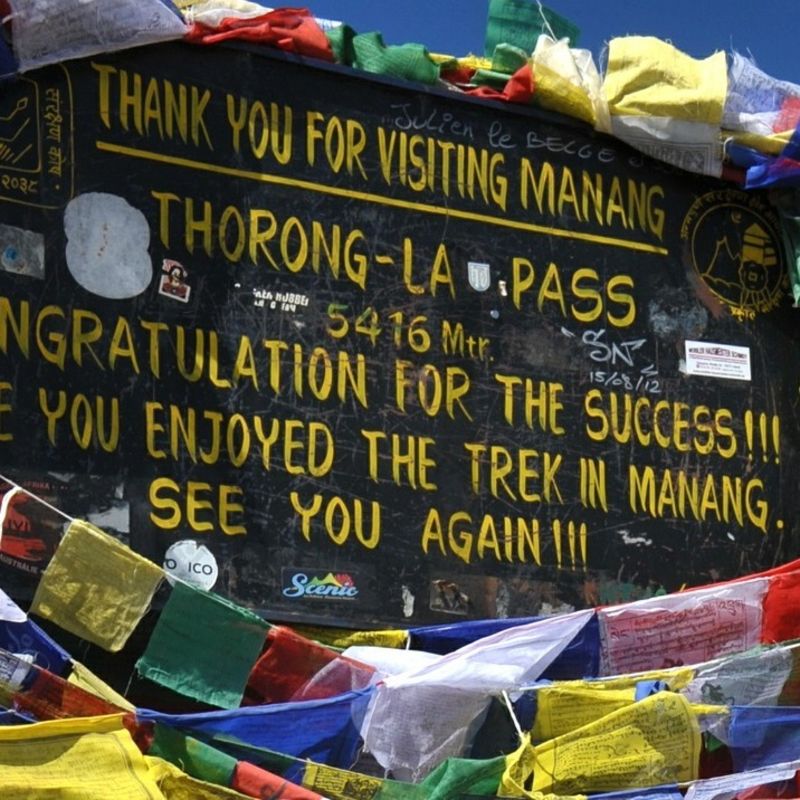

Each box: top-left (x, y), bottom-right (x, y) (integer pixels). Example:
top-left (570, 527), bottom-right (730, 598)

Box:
top-left (96, 141), bottom-right (669, 256)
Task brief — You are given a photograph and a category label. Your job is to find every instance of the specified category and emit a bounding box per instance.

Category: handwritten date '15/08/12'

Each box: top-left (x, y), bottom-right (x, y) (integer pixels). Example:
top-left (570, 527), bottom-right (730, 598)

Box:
top-left (589, 368), bottom-right (661, 395)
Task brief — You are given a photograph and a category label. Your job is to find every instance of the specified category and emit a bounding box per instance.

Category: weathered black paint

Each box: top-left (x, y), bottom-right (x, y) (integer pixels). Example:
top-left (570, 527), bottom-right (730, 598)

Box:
top-left (0, 42), bottom-right (796, 626)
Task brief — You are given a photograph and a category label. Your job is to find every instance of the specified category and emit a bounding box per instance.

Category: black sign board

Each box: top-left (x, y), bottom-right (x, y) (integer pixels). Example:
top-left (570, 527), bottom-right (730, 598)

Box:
top-left (0, 42), bottom-right (796, 626)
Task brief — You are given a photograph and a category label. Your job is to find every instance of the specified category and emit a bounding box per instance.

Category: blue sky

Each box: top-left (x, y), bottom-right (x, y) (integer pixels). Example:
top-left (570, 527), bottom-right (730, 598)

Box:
top-left (307, 1), bottom-right (799, 86)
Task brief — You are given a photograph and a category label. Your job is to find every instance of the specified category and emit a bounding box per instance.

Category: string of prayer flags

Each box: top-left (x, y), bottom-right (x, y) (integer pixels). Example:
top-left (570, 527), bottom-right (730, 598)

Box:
top-left (0, 713), bottom-right (165, 799)
top-left (136, 581), bottom-right (269, 709)
top-left (243, 625), bottom-right (374, 705)
top-left (138, 688), bottom-right (374, 768)
top-left (179, 729), bottom-right (502, 800)
top-left (149, 725), bottom-right (325, 799)
top-left (29, 519), bottom-right (164, 652)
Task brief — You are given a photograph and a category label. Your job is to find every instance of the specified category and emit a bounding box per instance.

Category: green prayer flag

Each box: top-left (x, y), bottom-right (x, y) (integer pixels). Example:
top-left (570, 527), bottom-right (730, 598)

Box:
top-left (420, 754), bottom-right (506, 800)
top-left (352, 32), bottom-right (439, 85)
top-left (326, 24), bottom-right (357, 66)
top-left (136, 582), bottom-right (269, 709)
top-left (207, 734), bottom-right (297, 777)
top-left (484, 0), bottom-right (580, 57)
top-left (150, 724), bottom-right (237, 788)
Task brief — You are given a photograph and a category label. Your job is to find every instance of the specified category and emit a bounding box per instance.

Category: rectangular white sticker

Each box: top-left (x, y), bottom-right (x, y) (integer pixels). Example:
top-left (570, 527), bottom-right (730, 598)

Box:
top-left (685, 340), bottom-right (751, 381)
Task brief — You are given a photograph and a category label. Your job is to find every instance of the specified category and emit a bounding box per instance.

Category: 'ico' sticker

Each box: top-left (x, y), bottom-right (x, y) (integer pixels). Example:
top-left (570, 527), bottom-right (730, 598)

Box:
top-left (163, 540), bottom-right (218, 591)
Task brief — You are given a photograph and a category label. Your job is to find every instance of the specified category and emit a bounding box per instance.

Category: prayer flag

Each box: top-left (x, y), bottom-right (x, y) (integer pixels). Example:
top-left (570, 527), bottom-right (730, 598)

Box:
top-left (502, 693), bottom-right (701, 795)
top-left (602, 37), bottom-right (727, 176)
top-left (0, 713), bottom-right (165, 799)
top-left (139, 688), bottom-right (373, 768)
top-left (244, 626), bottom-right (374, 704)
top-left (232, 760), bottom-right (325, 800)
top-left (186, 7), bottom-right (333, 62)
top-left (292, 624), bottom-right (407, 650)
top-left (136, 581), bottom-right (268, 709)
top-left (30, 519), bottom-right (163, 652)
top-left (350, 32), bottom-right (439, 84)
top-left (13, 663), bottom-right (126, 721)
top-left (146, 756), bottom-right (253, 800)
top-left (149, 723), bottom-right (237, 787)
top-left (10, 0), bottom-right (187, 73)
top-left (362, 609), bottom-right (595, 780)
top-left (598, 578), bottom-right (769, 675)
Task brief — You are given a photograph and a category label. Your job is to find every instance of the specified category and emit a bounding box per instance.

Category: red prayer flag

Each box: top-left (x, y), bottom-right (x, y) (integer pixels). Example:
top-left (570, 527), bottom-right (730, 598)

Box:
top-left (244, 626), bottom-right (374, 705)
top-left (186, 8), bottom-right (333, 62)
top-left (15, 668), bottom-right (122, 721)
top-left (232, 760), bottom-right (323, 800)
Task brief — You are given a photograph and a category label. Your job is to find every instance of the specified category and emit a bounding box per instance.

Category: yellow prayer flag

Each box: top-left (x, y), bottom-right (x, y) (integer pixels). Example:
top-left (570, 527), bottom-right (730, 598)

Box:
top-left (501, 693), bottom-right (701, 796)
top-left (603, 37), bottom-right (727, 124)
top-left (30, 519), bottom-right (163, 651)
top-left (533, 668), bottom-right (694, 740)
top-left (304, 761), bottom-right (390, 800)
top-left (0, 714), bottom-right (165, 799)
top-left (533, 684), bottom-right (636, 741)
top-left (146, 756), bottom-right (252, 799)
top-left (430, 53), bottom-right (493, 71)
top-left (68, 659), bottom-right (136, 711)
top-left (292, 624), bottom-right (408, 649)
top-left (724, 128), bottom-right (793, 156)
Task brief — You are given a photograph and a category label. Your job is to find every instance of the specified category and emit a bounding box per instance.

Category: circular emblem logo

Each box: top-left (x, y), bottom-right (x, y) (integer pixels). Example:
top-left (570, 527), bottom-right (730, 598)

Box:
top-left (163, 540), bottom-right (218, 591)
top-left (681, 189), bottom-right (786, 319)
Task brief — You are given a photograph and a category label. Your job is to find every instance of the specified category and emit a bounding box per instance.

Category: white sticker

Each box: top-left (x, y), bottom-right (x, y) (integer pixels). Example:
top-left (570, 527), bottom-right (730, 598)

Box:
top-left (163, 540), bottom-right (218, 591)
top-left (685, 340), bottom-right (751, 381)
top-left (64, 192), bottom-right (152, 299)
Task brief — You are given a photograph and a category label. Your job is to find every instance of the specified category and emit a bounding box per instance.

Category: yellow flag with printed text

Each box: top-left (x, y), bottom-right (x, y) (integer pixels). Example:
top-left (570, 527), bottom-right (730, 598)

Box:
top-left (533, 668), bottom-right (694, 740)
top-left (502, 693), bottom-right (700, 796)
top-left (146, 756), bottom-right (252, 800)
top-left (0, 714), bottom-right (165, 799)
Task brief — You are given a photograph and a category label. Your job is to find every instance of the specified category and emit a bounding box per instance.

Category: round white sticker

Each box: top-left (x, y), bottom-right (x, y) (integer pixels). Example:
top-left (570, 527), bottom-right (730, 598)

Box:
top-left (163, 540), bottom-right (218, 591)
